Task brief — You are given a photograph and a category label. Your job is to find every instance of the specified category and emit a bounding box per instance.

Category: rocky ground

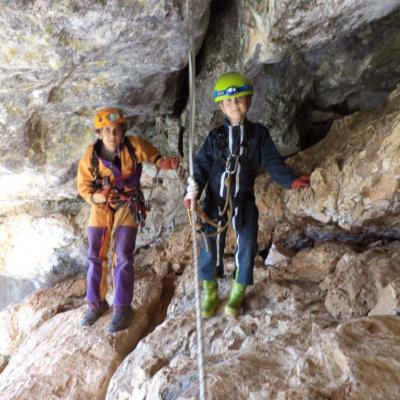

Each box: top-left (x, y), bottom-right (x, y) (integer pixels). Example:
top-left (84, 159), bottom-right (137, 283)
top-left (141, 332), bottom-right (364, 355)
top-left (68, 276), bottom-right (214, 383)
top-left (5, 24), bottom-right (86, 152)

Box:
top-left (1, 86), bottom-right (400, 398)
top-left (1, 1), bottom-right (400, 399)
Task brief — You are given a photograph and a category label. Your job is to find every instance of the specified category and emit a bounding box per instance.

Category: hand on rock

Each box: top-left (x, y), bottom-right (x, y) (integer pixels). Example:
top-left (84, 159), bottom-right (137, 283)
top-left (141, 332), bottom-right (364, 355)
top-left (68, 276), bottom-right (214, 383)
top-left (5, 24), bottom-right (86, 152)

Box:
top-left (291, 175), bottom-right (310, 189)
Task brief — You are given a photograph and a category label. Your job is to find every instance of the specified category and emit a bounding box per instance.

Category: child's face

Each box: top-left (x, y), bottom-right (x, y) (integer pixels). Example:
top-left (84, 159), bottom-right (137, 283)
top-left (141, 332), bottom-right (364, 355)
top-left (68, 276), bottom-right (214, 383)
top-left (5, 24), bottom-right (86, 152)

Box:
top-left (99, 124), bottom-right (124, 152)
top-left (219, 95), bottom-right (250, 124)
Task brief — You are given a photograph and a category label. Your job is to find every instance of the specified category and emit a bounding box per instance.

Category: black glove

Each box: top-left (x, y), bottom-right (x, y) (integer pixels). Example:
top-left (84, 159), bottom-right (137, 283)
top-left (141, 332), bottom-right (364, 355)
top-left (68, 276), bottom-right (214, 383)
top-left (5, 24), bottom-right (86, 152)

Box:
top-left (108, 189), bottom-right (126, 210)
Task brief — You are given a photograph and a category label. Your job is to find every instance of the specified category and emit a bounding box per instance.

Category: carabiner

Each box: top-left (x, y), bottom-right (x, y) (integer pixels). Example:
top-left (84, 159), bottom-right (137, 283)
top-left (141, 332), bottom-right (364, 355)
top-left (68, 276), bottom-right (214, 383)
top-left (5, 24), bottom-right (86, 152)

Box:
top-left (225, 154), bottom-right (239, 174)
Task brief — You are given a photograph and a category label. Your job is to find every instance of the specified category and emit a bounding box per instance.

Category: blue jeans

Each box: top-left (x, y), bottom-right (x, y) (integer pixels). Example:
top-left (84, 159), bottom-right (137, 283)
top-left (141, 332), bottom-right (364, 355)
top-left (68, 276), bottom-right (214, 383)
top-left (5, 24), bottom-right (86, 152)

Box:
top-left (199, 200), bottom-right (259, 285)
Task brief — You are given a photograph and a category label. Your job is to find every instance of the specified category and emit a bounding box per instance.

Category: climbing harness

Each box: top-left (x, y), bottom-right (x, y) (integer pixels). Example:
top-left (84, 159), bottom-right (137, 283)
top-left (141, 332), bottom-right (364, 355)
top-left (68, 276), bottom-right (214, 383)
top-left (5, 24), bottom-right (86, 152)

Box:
top-left (90, 136), bottom-right (139, 184)
top-left (194, 125), bottom-right (252, 246)
top-left (109, 187), bottom-right (150, 255)
top-left (187, 1), bottom-right (207, 399)
top-left (90, 136), bottom-right (154, 252)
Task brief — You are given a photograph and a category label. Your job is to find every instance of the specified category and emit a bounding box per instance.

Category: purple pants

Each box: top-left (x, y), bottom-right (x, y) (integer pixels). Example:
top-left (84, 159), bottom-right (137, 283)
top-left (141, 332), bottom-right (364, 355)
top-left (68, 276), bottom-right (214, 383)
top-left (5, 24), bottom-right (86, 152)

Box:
top-left (87, 225), bottom-right (137, 309)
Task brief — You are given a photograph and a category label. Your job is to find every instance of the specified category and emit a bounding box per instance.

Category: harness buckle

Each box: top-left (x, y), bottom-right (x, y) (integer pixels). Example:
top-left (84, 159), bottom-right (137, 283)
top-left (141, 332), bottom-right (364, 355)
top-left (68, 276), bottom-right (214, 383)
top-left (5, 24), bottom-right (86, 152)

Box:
top-left (225, 154), bottom-right (239, 174)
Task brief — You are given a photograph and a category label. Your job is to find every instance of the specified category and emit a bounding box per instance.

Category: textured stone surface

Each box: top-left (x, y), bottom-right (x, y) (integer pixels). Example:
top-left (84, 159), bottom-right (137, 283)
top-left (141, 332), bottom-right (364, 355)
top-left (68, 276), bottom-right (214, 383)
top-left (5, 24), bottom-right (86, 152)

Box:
top-left (0, 0), bottom-right (210, 173)
top-left (0, 0), bottom-right (210, 303)
top-left (242, 0), bottom-right (400, 65)
top-left (1, 1), bottom-right (400, 398)
top-left (285, 87), bottom-right (400, 232)
top-left (195, 2), bottom-right (400, 152)
top-left (136, 224), bottom-right (192, 279)
top-left (321, 242), bottom-right (400, 321)
top-left (0, 355), bottom-right (8, 374)
top-left (106, 261), bottom-right (400, 399)
top-left (0, 276), bottom-right (38, 310)
top-left (369, 278), bottom-right (400, 316)
top-left (251, 86), bottom-right (400, 245)
top-left (106, 267), bottom-right (334, 399)
top-left (0, 272), bottom-right (162, 400)
top-left (0, 278), bottom-right (86, 356)
top-left (2, 0), bottom-right (400, 309)
top-left (0, 214), bottom-right (83, 281)
top-left (299, 316), bottom-right (400, 400)
top-left (270, 242), bottom-right (351, 283)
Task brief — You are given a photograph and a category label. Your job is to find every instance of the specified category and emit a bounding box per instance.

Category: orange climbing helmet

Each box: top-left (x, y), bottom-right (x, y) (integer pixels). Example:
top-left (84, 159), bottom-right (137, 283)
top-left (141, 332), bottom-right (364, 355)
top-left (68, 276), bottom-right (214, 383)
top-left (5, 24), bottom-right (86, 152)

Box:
top-left (94, 107), bottom-right (127, 130)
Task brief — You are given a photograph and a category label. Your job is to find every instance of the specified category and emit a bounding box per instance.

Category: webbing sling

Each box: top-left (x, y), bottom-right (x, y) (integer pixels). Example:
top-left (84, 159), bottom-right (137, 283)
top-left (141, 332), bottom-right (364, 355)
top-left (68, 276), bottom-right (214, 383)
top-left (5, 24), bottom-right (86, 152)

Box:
top-left (198, 124), bottom-right (252, 239)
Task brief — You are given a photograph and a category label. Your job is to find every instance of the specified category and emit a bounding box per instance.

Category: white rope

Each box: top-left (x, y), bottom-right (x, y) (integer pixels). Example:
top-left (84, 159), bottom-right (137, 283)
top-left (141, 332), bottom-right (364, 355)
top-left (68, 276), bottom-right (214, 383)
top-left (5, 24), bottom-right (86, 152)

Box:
top-left (187, 1), bottom-right (207, 399)
top-left (185, 176), bottom-right (199, 201)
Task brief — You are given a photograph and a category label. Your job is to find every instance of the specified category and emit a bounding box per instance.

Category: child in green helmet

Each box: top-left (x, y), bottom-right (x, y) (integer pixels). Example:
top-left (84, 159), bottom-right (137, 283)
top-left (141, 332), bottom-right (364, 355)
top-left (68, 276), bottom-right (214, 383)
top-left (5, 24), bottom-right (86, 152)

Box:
top-left (184, 72), bottom-right (309, 317)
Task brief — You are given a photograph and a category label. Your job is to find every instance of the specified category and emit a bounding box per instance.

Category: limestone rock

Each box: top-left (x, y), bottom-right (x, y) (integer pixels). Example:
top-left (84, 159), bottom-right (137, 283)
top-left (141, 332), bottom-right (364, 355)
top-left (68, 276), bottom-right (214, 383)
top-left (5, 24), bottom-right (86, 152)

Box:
top-left (275, 242), bottom-right (351, 283)
top-left (0, 0), bottom-right (210, 305)
top-left (0, 214), bottom-right (83, 282)
top-left (0, 276), bottom-right (38, 310)
top-left (255, 174), bottom-right (285, 248)
top-left (0, 0), bottom-right (211, 174)
top-left (285, 87), bottom-right (400, 233)
top-left (196, 2), bottom-right (400, 153)
top-left (369, 278), bottom-right (400, 316)
top-left (0, 355), bottom-right (8, 374)
top-left (242, 0), bottom-right (400, 65)
top-left (106, 267), bottom-right (333, 399)
top-left (107, 260), bottom-right (400, 399)
top-left (137, 224), bottom-right (192, 279)
top-left (300, 316), bottom-right (400, 400)
top-left (321, 241), bottom-right (400, 321)
top-left (0, 272), bottom-right (162, 400)
top-left (0, 278), bottom-right (86, 356)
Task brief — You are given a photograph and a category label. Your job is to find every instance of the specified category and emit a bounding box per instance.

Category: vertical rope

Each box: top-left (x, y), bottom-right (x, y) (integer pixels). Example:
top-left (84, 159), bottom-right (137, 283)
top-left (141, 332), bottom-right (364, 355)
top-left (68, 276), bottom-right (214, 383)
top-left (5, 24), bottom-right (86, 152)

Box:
top-left (187, 1), bottom-right (207, 399)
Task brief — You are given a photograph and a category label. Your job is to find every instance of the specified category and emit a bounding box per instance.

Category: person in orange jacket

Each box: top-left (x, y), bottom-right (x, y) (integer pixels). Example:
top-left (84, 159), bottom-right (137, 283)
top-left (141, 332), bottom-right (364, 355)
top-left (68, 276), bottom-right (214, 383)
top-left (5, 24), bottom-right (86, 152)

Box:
top-left (77, 107), bottom-right (179, 333)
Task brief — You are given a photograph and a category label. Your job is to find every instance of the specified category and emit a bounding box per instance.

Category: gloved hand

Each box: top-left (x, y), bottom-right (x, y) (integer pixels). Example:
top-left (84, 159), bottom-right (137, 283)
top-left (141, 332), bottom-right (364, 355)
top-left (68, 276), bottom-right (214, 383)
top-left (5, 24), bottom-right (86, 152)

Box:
top-left (157, 156), bottom-right (180, 170)
top-left (184, 176), bottom-right (199, 210)
top-left (90, 176), bottom-right (111, 204)
top-left (183, 197), bottom-right (198, 210)
top-left (291, 175), bottom-right (310, 189)
top-left (108, 189), bottom-right (126, 210)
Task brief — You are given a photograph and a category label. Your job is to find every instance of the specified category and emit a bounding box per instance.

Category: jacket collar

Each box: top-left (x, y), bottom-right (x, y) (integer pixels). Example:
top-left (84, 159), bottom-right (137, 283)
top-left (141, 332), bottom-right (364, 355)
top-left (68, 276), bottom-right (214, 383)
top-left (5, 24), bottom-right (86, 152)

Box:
top-left (223, 117), bottom-right (249, 129)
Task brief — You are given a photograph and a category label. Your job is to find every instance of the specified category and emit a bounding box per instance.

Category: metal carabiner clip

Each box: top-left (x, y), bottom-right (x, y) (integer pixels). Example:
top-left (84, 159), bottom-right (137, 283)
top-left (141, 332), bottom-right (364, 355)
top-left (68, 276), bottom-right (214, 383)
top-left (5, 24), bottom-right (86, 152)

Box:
top-left (225, 154), bottom-right (239, 174)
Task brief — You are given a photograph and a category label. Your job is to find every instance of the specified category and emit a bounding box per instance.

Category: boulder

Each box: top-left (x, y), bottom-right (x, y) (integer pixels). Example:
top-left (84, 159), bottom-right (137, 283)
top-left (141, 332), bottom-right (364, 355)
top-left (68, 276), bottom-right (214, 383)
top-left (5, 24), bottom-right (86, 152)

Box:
top-left (0, 272), bottom-right (162, 400)
top-left (106, 261), bottom-right (400, 399)
top-left (106, 267), bottom-right (333, 400)
top-left (369, 278), bottom-right (400, 316)
top-left (0, 277), bottom-right (86, 356)
top-left (321, 241), bottom-right (400, 320)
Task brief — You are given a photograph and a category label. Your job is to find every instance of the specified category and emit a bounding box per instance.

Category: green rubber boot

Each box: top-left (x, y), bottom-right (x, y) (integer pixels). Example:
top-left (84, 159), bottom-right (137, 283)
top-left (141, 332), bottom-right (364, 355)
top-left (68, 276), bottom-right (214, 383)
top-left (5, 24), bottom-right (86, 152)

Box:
top-left (201, 280), bottom-right (219, 318)
top-left (225, 282), bottom-right (246, 317)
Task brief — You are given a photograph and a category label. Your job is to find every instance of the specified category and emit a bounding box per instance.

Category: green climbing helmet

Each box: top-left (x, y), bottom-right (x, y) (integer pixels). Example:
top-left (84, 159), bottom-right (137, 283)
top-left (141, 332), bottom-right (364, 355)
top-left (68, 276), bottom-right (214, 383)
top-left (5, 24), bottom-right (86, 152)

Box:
top-left (213, 72), bottom-right (254, 103)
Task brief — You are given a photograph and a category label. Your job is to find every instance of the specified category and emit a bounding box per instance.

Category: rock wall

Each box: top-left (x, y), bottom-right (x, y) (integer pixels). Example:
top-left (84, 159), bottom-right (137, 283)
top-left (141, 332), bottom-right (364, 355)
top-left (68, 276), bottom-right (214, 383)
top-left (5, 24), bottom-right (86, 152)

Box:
top-left (0, 0), bottom-right (211, 306)
top-left (195, 1), bottom-right (400, 152)
top-left (1, 0), bottom-right (400, 399)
